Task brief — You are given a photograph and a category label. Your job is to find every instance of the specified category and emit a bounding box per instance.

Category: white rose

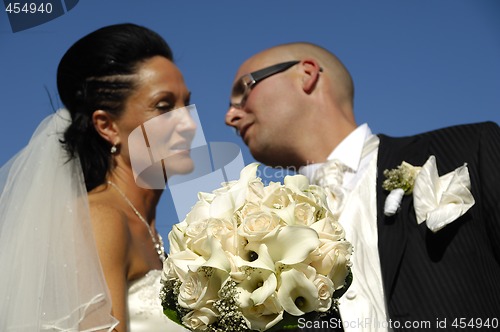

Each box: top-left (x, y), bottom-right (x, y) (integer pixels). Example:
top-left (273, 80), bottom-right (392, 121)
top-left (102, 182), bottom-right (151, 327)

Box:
top-left (181, 306), bottom-right (218, 331)
top-left (310, 240), bottom-right (352, 290)
top-left (303, 184), bottom-right (329, 206)
top-left (261, 186), bottom-right (298, 225)
top-left (262, 186), bottom-right (293, 210)
top-left (178, 267), bottom-right (225, 310)
top-left (185, 198), bottom-right (211, 225)
top-left (313, 274), bottom-right (335, 312)
top-left (161, 256), bottom-right (176, 281)
top-left (185, 220), bottom-right (211, 257)
top-left (247, 178), bottom-right (265, 202)
top-left (237, 202), bottom-right (261, 221)
top-left (309, 214), bottom-right (345, 242)
top-left (261, 181), bottom-right (282, 198)
top-left (168, 220), bottom-right (188, 254)
top-left (185, 219), bottom-right (207, 239)
top-left (165, 249), bottom-right (206, 283)
top-left (294, 202), bottom-right (316, 226)
top-left (238, 211), bottom-right (281, 242)
top-left (205, 218), bottom-right (241, 255)
top-left (178, 271), bottom-right (210, 310)
top-left (284, 174), bottom-right (326, 210)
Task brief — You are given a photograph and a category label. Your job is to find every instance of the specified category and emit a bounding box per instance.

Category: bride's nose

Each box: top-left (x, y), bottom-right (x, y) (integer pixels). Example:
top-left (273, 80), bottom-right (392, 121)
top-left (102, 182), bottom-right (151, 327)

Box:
top-left (176, 108), bottom-right (197, 139)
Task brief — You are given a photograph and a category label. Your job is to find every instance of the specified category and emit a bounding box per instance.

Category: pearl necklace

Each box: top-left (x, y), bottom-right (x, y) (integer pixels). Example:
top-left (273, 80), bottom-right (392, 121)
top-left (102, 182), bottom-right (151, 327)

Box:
top-left (107, 181), bottom-right (166, 262)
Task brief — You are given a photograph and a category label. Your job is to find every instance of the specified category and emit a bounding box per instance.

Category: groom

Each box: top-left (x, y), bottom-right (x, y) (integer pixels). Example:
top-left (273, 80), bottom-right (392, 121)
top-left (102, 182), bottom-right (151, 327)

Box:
top-left (225, 42), bottom-right (500, 331)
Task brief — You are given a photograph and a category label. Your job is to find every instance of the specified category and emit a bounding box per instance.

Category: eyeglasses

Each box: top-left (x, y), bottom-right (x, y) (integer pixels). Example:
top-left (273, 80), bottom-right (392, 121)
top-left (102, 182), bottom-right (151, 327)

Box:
top-left (229, 60), bottom-right (300, 109)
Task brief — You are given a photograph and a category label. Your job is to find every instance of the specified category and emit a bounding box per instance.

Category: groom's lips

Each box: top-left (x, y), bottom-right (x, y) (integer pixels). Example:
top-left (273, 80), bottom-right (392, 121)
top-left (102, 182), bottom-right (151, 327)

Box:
top-left (239, 123), bottom-right (253, 142)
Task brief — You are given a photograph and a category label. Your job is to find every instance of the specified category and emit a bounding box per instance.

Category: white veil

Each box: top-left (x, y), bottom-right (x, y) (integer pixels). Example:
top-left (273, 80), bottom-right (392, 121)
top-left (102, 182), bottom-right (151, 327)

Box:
top-left (0, 109), bottom-right (118, 331)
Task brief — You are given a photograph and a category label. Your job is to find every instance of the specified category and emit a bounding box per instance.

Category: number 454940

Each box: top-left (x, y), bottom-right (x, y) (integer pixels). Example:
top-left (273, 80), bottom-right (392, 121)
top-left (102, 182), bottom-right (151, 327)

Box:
top-left (452, 318), bottom-right (499, 329)
top-left (5, 2), bottom-right (53, 14)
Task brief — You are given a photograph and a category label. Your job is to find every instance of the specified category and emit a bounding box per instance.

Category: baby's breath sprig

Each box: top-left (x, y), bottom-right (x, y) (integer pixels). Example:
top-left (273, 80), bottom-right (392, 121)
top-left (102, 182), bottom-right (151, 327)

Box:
top-left (160, 279), bottom-right (189, 326)
top-left (209, 279), bottom-right (249, 332)
top-left (382, 161), bottom-right (421, 194)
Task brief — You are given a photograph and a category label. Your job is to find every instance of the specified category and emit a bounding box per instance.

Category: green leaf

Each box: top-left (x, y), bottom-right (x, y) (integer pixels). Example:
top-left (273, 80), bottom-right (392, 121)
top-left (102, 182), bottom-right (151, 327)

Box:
top-left (333, 269), bottom-right (352, 299)
top-left (164, 307), bottom-right (183, 326)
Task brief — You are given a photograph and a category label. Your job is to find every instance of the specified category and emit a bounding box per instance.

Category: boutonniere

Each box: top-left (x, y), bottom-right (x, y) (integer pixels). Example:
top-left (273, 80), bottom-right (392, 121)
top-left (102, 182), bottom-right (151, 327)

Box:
top-left (382, 156), bottom-right (475, 232)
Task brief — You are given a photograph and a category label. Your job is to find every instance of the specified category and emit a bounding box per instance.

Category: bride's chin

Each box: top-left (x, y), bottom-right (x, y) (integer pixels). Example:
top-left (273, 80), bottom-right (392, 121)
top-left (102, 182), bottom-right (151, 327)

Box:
top-left (167, 158), bottom-right (195, 175)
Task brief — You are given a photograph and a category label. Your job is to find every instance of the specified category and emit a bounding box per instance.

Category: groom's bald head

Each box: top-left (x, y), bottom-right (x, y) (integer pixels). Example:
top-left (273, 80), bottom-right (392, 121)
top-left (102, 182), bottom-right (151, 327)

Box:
top-left (225, 42), bottom-right (358, 169)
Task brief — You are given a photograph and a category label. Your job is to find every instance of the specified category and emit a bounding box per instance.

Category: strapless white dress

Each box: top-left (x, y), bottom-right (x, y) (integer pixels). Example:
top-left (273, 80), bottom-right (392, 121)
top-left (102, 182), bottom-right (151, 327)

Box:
top-left (127, 269), bottom-right (189, 332)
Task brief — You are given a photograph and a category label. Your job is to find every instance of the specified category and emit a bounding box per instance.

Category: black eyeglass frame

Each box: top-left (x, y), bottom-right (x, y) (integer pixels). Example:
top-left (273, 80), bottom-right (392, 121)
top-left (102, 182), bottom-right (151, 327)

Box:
top-left (229, 60), bottom-right (301, 109)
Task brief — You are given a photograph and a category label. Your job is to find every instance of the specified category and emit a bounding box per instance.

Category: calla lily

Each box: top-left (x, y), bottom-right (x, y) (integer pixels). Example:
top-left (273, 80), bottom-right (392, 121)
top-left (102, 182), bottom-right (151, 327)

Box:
top-left (201, 236), bottom-right (231, 272)
top-left (269, 204), bottom-right (296, 226)
top-left (241, 297), bottom-right (284, 331)
top-left (239, 162), bottom-right (260, 183)
top-left (277, 265), bottom-right (319, 316)
top-left (236, 268), bottom-right (277, 306)
top-left (251, 274), bottom-right (278, 306)
top-left (284, 174), bottom-right (310, 191)
top-left (209, 190), bottom-right (238, 220)
top-left (240, 242), bottom-right (276, 272)
top-left (261, 226), bottom-right (320, 265)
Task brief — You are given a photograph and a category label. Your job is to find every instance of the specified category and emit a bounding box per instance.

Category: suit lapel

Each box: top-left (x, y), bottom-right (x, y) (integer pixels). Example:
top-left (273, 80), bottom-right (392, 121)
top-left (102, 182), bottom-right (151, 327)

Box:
top-left (376, 134), bottom-right (431, 299)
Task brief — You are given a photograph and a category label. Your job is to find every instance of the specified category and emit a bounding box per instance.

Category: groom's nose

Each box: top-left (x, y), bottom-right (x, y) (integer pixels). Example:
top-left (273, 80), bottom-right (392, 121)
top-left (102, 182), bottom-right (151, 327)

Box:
top-left (225, 106), bottom-right (244, 129)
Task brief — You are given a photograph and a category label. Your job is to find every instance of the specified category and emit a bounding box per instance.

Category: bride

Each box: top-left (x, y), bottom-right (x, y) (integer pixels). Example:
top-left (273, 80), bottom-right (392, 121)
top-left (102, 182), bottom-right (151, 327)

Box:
top-left (0, 23), bottom-right (192, 331)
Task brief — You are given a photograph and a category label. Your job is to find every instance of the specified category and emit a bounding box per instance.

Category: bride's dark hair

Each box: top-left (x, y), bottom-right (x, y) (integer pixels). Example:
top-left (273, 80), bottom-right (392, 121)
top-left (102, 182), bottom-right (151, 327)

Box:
top-left (57, 23), bottom-right (173, 191)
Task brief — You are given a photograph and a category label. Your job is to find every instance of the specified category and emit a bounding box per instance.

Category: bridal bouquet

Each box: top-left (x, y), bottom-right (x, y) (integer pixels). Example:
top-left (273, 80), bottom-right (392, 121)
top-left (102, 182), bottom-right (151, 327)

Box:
top-left (160, 163), bottom-right (352, 331)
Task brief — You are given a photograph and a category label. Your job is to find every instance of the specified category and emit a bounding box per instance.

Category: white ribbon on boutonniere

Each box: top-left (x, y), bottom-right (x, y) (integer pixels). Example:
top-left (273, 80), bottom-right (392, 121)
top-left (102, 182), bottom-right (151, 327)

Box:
top-left (382, 156), bottom-right (475, 232)
top-left (382, 161), bottom-right (421, 216)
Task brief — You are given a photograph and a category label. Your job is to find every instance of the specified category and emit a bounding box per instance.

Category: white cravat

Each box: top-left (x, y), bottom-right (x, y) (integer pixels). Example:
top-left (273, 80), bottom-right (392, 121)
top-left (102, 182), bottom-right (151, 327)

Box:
top-left (300, 124), bottom-right (390, 332)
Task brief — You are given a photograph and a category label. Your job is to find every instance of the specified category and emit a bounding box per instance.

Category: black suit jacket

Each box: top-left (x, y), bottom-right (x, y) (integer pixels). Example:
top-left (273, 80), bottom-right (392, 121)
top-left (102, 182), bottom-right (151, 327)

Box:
top-left (376, 122), bottom-right (500, 330)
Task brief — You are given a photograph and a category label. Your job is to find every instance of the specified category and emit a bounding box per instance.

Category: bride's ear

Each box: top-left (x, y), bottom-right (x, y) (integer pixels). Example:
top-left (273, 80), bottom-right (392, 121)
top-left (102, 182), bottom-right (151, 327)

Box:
top-left (300, 59), bottom-right (322, 94)
top-left (92, 110), bottom-right (120, 146)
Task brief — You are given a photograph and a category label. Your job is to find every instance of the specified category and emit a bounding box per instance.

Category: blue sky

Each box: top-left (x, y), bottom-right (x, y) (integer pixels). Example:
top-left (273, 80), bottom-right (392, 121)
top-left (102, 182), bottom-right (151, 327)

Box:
top-left (1, 0), bottom-right (499, 242)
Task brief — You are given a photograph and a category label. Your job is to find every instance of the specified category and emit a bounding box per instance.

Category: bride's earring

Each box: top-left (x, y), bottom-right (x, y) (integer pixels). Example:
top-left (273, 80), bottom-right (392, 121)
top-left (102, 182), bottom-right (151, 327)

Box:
top-left (110, 144), bottom-right (117, 154)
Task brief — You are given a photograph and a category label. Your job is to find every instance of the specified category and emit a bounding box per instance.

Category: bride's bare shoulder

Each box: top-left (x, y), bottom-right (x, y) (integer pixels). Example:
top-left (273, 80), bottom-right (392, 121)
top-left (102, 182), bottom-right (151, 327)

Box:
top-left (88, 188), bottom-right (131, 247)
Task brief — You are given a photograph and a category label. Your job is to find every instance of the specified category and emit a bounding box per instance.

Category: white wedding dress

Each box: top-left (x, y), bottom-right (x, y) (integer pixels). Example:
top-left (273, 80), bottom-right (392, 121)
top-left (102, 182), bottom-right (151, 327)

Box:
top-left (128, 270), bottom-right (188, 332)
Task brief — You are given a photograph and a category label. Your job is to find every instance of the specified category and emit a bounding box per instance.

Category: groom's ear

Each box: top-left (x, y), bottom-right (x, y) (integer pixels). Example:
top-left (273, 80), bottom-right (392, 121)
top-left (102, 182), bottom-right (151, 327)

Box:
top-left (92, 110), bottom-right (120, 145)
top-left (300, 58), bottom-right (322, 94)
